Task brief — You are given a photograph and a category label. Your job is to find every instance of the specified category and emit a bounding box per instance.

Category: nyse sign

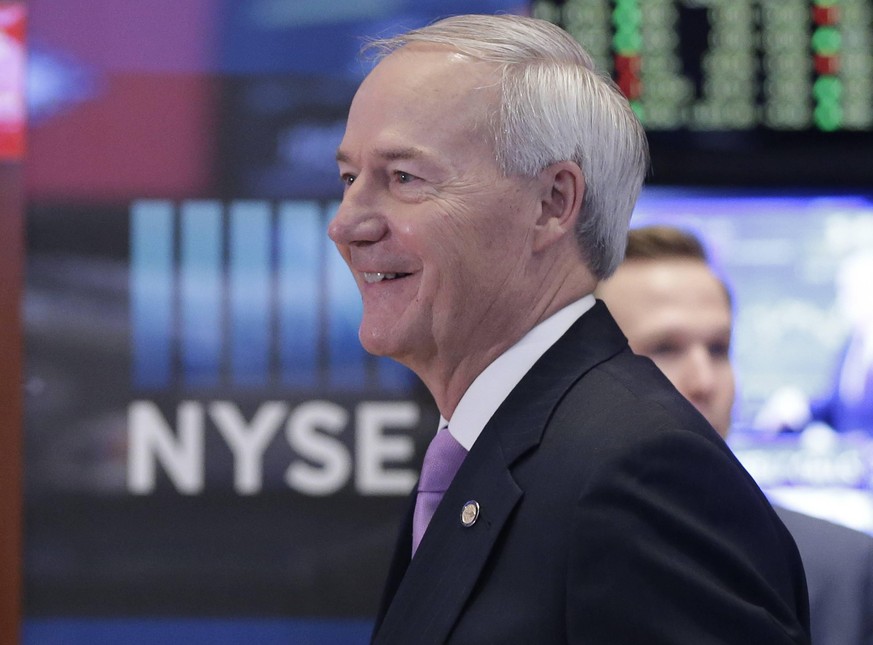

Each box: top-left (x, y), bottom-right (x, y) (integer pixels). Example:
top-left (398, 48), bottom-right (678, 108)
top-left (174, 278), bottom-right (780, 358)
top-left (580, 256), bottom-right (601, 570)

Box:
top-left (128, 399), bottom-right (420, 496)
top-left (129, 199), bottom-right (424, 497)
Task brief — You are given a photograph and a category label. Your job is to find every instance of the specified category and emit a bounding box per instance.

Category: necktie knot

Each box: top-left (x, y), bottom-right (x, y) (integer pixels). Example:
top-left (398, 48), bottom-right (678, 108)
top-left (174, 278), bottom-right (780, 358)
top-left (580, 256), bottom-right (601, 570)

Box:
top-left (412, 427), bottom-right (468, 555)
top-left (418, 427), bottom-right (468, 492)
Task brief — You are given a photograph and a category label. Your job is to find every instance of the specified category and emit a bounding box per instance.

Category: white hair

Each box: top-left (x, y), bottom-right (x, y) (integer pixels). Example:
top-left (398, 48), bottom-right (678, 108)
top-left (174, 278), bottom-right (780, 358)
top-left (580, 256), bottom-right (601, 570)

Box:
top-left (365, 13), bottom-right (650, 278)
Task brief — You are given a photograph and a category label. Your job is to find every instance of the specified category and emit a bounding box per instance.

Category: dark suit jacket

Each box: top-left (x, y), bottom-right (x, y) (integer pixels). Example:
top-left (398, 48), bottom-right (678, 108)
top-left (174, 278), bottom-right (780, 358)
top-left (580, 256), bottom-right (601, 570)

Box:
top-left (373, 302), bottom-right (810, 644)
top-left (775, 506), bottom-right (873, 645)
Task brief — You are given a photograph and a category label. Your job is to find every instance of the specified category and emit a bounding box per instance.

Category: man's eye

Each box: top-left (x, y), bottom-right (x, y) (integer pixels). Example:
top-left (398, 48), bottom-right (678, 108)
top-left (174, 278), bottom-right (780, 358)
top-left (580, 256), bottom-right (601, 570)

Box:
top-left (709, 342), bottom-right (730, 358)
top-left (340, 173), bottom-right (355, 186)
top-left (650, 343), bottom-right (680, 357)
top-left (395, 171), bottom-right (415, 184)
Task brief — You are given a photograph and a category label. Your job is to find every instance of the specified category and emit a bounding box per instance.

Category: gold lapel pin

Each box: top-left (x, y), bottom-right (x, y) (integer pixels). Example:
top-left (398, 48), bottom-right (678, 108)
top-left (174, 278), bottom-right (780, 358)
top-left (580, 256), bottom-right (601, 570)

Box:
top-left (461, 500), bottom-right (479, 527)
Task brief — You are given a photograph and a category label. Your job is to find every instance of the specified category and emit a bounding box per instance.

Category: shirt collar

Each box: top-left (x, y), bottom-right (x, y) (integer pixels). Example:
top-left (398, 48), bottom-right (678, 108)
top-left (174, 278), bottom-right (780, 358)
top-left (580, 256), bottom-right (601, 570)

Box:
top-left (440, 294), bottom-right (596, 450)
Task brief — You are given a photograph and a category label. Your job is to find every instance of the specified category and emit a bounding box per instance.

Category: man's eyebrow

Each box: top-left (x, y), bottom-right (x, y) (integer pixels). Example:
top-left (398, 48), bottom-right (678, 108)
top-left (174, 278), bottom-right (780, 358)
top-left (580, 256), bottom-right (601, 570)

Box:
top-left (377, 147), bottom-right (426, 161)
top-left (335, 147), bottom-right (427, 164)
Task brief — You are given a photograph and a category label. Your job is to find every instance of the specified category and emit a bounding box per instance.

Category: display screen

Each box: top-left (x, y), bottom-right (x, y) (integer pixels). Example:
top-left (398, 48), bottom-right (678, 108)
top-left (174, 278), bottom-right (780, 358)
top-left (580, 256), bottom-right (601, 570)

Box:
top-left (534, 0), bottom-right (873, 186)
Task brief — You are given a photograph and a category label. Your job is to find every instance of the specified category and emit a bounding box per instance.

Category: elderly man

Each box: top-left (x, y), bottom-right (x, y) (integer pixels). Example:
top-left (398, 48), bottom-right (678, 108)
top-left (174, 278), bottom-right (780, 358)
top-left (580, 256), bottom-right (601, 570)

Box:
top-left (598, 224), bottom-right (873, 645)
top-left (329, 14), bottom-right (809, 644)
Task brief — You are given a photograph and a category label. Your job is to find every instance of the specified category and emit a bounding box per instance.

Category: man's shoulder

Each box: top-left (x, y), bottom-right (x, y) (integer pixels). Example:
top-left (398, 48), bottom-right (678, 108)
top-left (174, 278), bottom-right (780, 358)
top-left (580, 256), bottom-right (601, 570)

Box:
top-left (512, 302), bottom-right (727, 457)
top-left (527, 346), bottom-right (731, 478)
top-left (774, 505), bottom-right (873, 559)
top-left (563, 347), bottom-right (714, 436)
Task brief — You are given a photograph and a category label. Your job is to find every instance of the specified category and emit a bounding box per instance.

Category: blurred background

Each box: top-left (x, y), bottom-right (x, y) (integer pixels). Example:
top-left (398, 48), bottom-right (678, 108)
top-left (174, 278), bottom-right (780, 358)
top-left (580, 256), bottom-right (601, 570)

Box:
top-left (2, 0), bottom-right (873, 643)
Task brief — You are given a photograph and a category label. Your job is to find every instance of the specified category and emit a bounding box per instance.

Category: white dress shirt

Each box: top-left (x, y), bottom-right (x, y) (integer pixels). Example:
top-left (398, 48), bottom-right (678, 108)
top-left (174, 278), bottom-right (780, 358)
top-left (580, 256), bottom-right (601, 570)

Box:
top-left (440, 295), bottom-right (596, 450)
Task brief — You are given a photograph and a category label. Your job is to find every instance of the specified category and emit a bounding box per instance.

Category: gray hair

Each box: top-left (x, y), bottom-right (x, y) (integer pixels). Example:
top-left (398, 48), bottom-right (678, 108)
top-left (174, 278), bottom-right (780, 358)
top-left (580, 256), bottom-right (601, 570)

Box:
top-left (365, 14), bottom-right (649, 278)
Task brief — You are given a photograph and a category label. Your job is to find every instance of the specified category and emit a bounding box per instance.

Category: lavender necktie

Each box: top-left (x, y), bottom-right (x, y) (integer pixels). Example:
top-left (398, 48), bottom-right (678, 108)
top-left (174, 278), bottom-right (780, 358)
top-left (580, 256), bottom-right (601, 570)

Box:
top-left (412, 427), bottom-right (468, 555)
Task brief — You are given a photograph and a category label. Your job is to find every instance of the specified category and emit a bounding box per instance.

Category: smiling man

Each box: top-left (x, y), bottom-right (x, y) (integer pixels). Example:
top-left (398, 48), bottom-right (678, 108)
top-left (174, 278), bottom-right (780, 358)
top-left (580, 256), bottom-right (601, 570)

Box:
top-left (329, 14), bottom-right (809, 644)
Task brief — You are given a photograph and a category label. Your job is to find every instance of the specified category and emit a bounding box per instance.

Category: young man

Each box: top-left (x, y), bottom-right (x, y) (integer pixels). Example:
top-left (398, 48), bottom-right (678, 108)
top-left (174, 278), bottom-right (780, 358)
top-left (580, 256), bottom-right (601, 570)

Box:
top-left (330, 14), bottom-right (809, 643)
top-left (598, 224), bottom-right (873, 645)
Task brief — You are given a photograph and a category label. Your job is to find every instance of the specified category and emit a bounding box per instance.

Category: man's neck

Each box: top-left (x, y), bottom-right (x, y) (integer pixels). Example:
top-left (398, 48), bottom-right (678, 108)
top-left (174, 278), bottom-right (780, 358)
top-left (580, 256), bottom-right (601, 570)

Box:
top-left (420, 284), bottom-right (594, 419)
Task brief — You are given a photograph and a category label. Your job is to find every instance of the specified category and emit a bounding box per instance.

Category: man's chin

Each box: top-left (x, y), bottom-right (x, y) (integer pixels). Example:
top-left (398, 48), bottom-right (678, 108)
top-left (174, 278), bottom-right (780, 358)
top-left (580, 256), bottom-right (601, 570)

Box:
top-left (358, 326), bottom-right (403, 359)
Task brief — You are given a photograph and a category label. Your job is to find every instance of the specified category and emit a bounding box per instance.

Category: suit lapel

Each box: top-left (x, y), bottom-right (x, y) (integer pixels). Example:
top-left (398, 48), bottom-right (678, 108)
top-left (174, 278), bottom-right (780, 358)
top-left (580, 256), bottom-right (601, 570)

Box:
top-left (372, 302), bottom-right (628, 643)
top-left (371, 489), bottom-right (415, 637)
top-left (373, 443), bottom-right (523, 644)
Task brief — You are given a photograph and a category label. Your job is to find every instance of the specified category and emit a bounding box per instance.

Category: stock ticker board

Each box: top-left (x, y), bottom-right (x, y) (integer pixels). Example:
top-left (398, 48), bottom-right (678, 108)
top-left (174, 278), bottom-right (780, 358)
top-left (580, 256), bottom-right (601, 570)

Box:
top-left (532, 0), bottom-right (873, 133)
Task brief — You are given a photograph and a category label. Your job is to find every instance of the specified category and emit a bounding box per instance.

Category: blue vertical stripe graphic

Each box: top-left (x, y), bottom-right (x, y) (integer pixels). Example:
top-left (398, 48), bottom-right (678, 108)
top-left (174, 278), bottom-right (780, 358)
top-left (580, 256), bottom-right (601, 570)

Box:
top-left (230, 201), bottom-right (271, 386)
top-left (278, 201), bottom-right (320, 387)
top-left (130, 198), bottom-right (412, 393)
top-left (324, 202), bottom-right (368, 389)
top-left (130, 201), bottom-right (174, 388)
top-left (180, 201), bottom-right (223, 387)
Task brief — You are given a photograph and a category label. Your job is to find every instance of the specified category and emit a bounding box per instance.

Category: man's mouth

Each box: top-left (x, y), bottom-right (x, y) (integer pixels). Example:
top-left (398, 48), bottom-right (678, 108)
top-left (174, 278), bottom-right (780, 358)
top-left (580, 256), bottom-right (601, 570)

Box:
top-left (362, 272), bottom-right (411, 284)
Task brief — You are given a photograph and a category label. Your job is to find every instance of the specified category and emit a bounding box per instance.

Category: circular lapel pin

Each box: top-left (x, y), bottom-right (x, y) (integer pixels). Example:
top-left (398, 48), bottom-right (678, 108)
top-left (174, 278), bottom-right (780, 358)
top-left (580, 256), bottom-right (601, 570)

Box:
top-left (461, 500), bottom-right (479, 527)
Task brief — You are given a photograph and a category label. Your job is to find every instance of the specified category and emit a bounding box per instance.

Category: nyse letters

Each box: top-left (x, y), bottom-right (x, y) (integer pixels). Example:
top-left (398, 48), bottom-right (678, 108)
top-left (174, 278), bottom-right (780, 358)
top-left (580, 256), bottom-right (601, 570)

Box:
top-left (128, 400), bottom-right (419, 496)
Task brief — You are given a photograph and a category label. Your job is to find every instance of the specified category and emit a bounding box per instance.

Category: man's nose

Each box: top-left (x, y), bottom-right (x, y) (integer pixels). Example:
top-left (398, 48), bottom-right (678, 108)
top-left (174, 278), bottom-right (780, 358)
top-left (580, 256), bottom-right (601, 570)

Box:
top-left (682, 346), bottom-right (717, 400)
top-left (327, 181), bottom-right (388, 247)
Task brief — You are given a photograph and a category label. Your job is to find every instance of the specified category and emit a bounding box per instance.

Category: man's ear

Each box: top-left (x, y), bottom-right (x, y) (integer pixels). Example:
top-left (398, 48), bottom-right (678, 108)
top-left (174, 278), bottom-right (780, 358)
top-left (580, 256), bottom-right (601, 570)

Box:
top-left (533, 161), bottom-right (585, 253)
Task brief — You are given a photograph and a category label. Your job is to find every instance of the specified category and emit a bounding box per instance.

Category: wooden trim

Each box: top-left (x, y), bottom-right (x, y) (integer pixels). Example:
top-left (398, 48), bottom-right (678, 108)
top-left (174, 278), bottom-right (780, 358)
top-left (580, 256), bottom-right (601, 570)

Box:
top-left (0, 162), bottom-right (23, 645)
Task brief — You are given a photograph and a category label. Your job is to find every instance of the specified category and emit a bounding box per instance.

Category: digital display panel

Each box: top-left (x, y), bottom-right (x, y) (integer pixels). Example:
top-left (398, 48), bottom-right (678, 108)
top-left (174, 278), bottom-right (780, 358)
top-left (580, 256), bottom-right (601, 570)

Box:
top-left (533, 0), bottom-right (873, 132)
top-left (533, 0), bottom-right (873, 186)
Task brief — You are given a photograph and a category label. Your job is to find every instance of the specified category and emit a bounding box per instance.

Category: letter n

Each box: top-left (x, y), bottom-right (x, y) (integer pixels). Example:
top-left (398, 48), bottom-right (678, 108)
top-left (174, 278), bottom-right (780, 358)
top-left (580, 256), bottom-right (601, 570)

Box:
top-left (128, 401), bottom-right (205, 494)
